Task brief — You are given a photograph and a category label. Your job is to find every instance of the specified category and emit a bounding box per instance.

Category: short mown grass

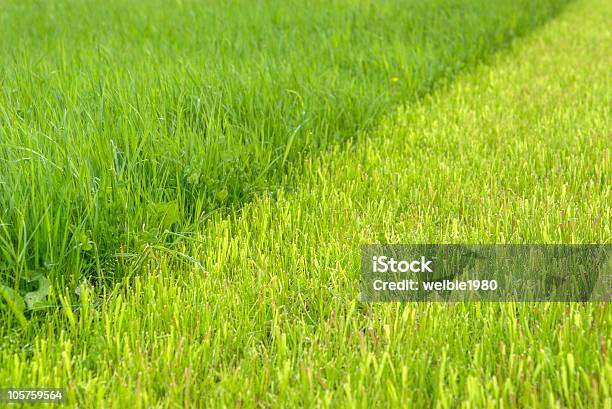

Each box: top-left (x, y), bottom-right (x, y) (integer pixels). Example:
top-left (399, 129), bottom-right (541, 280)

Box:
top-left (0, 0), bottom-right (610, 407)
top-left (0, 0), bottom-right (572, 289)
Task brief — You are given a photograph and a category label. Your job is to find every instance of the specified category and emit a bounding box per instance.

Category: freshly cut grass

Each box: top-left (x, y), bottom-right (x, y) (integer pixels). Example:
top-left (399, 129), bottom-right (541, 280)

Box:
top-left (0, 0), bottom-right (571, 286)
top-left (1, 0), bottom-right (610, 407)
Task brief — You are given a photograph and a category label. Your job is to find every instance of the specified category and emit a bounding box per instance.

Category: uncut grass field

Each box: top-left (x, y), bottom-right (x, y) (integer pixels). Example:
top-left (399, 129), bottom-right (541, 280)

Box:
top-left (1, 0), bottom-right (611, 407)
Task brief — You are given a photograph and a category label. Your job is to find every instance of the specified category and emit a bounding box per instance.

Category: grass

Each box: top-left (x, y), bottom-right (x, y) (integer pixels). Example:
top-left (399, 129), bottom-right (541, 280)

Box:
top-left (0, 0), bottom-right (610, 406)
top-left (0, 0), bottom-right (573, 288)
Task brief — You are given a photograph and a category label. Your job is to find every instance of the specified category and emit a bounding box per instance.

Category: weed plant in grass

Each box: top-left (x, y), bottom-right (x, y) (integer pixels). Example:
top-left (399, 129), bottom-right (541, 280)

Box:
top-left (0, 0), bottom-right (572, 287)
top-left (0, 0), bottom-right (609, 406)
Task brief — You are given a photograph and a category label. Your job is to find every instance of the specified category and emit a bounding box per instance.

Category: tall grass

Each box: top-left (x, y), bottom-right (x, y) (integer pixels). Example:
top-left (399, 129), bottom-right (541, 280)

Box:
top-left (0, 0), bottom-right (609, 404)
top-left (0, 0), bottom-right (571, 287)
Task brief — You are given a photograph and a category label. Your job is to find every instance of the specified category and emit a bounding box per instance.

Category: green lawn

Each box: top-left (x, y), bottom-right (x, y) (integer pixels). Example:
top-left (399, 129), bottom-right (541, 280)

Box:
top-left (1, 0), bottom-right (611, 407)
top-left (0, 0), bottom-right (570, 287)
